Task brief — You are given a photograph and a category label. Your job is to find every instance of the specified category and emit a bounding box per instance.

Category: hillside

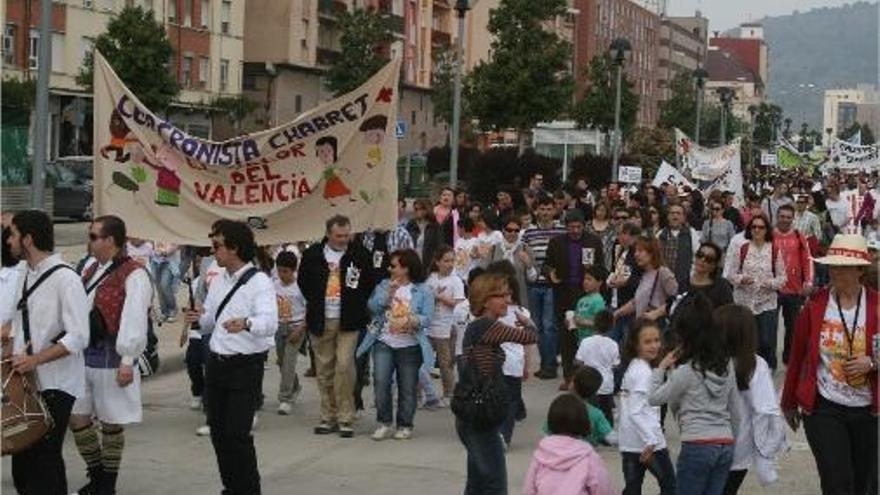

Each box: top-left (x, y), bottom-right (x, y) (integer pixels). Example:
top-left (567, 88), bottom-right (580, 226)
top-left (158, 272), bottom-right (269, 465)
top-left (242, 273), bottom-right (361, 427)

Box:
top-left (761, 1), bottom-right (878, 129)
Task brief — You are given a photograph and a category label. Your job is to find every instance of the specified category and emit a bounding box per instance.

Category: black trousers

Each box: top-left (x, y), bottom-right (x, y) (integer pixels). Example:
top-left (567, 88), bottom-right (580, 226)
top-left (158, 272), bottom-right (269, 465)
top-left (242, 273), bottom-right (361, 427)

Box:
top-left (804, 396), bottom-right (878, 495)
top-left (553, 285), bottom-right (581, 381)
top-left (12, 389), bottom-right (75, 495)
top-left (354, 329), bottom-right (370, 411)
top-left (206, 352), bottom-right (265, 495)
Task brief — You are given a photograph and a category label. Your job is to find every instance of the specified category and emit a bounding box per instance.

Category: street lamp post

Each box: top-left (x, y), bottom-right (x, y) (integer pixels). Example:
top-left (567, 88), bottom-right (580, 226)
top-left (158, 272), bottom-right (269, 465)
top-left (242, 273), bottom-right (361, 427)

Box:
top-left (694, 67), bottom-right (708, 146)
top-left (748, 104), bottom-right (757, 170)
top-left (31, 0), bottom-right (53, 209)
top-left (717, 87), bottom-right (735, 145)
top-left (449, 0), bottom-right (471, 189)
top-left (609, 38), bottom-right (631, 182)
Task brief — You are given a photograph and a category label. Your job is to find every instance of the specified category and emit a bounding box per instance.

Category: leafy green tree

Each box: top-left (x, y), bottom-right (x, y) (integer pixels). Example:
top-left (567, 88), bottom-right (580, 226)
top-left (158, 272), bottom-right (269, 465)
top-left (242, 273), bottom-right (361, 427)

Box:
top-left (573, 55), bottom-right (639, 139)
top-left (211, 95), bottom-right (259, 135)
top-left (324, 7), bottom-right (393, 97)
top-left (751, 103), bottom-right (782, 148)
top-left (626, 127), bottom-right (674, 178)
top-left (77, 6), bottom-right (179, 111)
top-left (465, 0), bottom-right (574, 151)
top-left (839, 121), bottom-right (876, 145)
top-left (658, 70), bottom-right (697, 135)
top-left (431, 48), bottom-right (457, 126)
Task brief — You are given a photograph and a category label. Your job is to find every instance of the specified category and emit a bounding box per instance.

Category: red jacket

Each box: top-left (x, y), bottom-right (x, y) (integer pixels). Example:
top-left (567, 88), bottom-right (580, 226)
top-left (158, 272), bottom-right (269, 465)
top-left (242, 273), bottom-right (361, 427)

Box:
top-left (781, 286), bottom-right (879, 415)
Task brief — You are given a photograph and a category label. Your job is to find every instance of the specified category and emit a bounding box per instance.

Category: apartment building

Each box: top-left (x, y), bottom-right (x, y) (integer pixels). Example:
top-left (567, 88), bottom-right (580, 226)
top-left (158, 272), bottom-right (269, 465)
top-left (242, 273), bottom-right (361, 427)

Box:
top-left (2, 0), bottom-right (245, 157)
top-left (656, 12), bottom-right (708, 104)
top-left (242, 0), bottom-right (454, 155)
top-left (822, 85), bottom-right (880, 145)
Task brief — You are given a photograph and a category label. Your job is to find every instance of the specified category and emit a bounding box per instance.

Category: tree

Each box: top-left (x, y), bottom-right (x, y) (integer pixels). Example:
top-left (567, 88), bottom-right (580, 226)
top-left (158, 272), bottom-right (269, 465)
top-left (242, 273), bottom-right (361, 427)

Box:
top-left (573, 55), bottom-right (640, 140)
top-left (431, 48), bottom-right (457, 126)
top-left (211, 95), bottom-right (259, 136)
top-left (658, 70), bottom-right (697, 135)
top-left (324, 7), bottom-right (393, 97)
top-left (751, 102), bottom-right (782, 148)
top-left (465, 0), bottom-right (574, 152)
top-left (77, 6), bottom-right (179, 111)
top-left (626, 127), bottom-right (675, 178)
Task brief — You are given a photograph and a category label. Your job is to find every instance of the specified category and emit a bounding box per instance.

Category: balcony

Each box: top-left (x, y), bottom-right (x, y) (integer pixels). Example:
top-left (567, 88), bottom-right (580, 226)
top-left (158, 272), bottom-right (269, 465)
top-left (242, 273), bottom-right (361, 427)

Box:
top-left (317, 48), bottom-right (341, 66)
top-left (431, 29), bottom-right (451, 46)
top-left (318, 0), bottom-right (347, 20)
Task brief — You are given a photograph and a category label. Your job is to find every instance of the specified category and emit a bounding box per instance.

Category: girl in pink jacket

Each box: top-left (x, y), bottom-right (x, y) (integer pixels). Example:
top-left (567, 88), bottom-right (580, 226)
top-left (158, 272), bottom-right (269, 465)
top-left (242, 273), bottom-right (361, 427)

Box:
top-left (523, 394), bottom-right (615, 495)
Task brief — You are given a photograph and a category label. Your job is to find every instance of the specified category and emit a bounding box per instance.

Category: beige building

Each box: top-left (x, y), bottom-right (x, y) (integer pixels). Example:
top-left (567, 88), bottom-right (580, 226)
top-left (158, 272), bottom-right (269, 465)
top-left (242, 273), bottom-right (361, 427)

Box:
top-left (704, 46), bottom-right (763, 124)
top-left (822, 85), bottom-right (880, 145)
top-left (242, 0), bottom-right (454, 155)
top-left (656, 12), bottom-right (708, 104)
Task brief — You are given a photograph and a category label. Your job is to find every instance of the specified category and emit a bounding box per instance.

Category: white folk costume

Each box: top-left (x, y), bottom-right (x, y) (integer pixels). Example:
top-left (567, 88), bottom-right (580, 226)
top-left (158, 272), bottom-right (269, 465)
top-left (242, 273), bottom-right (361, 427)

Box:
top-left (10, 254), bottom-right (90, 494)
top-left (71, 255), bottom-right (152, 495)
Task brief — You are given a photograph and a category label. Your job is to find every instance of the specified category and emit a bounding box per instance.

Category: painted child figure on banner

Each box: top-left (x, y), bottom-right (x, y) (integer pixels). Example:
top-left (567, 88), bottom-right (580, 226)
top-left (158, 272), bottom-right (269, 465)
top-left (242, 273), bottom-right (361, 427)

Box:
top-left (360, 115), bottom-right (388, 169)
top-left (100, 109), bottom-right (137, 163)
top-left (318, 136), bottom-right (356, 207)
top-left (142, 144), bottom-right (184, 207)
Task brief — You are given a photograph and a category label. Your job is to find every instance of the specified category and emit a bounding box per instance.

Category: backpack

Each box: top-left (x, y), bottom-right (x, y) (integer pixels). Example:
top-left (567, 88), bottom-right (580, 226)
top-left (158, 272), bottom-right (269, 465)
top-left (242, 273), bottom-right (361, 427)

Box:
top-left (450, 319), bottom-right (508, 430)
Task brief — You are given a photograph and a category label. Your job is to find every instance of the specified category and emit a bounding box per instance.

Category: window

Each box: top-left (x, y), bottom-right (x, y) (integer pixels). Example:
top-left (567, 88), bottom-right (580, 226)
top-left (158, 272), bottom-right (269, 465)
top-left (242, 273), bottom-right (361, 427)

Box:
top-left (80, 37), bottom-right (95, 66)
top-left (168, 0), bottom-right (178, 22)
top-left (28, 29), bottom-right (39, 70)
top-left (199, 56), bottom-right (209, 87)
top-left (83, 0), bottom-right (93, 7)
top-left (51, 33), bottom-right (64, 72)
top-left (3, 25), bottom-right (15, 65)
top-left (200, 0), bottom-right (210, 28)
top-left (221, 0), bottom-right (231, 34)
top-left (184, 0), bottom-right (193, 26)
top-left (219, 58), bottom-right (229, 90)
top-left (295, 95), bottom-right (302, 113)
top-left (182, 55), bottom-right (193, 87)
top-left (100, 0), bottom-right (113, 10)
top-left (411, 110), bottom-right (416, 125)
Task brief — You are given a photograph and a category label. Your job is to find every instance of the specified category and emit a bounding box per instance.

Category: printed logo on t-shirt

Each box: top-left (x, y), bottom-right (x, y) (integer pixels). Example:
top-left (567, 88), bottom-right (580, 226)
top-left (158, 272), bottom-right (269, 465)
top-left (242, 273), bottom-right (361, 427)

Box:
top-left (326, 263), bottom-right (342, 300)
top-left (345, 266), bottom-right (361, 289)
top-left (373, 251), bottom-right (384, 269)
top-left (277, 294), bottom-right (293, 321)
top-left (582, 247), bottom-right (595, 266)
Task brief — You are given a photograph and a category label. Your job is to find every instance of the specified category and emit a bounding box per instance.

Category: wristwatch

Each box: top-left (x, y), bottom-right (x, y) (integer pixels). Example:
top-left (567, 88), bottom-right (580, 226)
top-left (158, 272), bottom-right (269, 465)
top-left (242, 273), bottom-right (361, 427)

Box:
top-left (244, 318), bottom-right (252, 332)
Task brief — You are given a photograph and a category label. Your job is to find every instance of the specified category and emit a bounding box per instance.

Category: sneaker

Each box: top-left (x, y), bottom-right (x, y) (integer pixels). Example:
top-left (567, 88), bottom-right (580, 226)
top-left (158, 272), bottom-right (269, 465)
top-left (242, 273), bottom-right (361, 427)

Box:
top-left (314, 421), bottom-right (338, 435)
top-left (338, 423), bottom-right (354, 438)
top-left (371, 424), bottom-right (395, 441)
top-left (189, 396), bottom-right (202, 411)
top-left (195, 424), bottom-right (211, 436)
top-left (277, 402), bottom-right (293, 415)
top-left (534, 369), bottom-right (558, 380)
top-left (421, 398), bottom-right (446, 411)
top-left (393, 427), bottom-right (413, 440)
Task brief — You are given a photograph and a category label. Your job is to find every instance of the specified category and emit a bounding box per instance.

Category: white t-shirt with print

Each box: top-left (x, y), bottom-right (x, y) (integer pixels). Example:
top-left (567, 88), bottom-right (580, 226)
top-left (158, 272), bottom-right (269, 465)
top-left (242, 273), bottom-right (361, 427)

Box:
top-left (379, 284), bottom-right (419, 349)
top-left (817, 291), bottom-right (872, 407)
top-left (498, 306), bottom-right (530, 378)
top-left (575, 334), bottom-right (620, 395)
top-left (126, 241), bottom-right (154, 268)
top-left (426, 272), bottom-right (465, 339)
top-left (274, 278), bottom-right (306, 326)
top-left (453, 300), bottom-right (473, 357)
top-left (454, 237), bottom-right (480, 282)
top-left (323, 245), bottom-right (344, 319)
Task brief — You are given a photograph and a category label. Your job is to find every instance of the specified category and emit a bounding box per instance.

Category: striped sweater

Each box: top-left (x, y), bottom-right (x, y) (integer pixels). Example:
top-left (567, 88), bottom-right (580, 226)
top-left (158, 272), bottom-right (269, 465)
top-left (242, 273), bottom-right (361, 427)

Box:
top-left (463, 318), bottom-right (537, 377)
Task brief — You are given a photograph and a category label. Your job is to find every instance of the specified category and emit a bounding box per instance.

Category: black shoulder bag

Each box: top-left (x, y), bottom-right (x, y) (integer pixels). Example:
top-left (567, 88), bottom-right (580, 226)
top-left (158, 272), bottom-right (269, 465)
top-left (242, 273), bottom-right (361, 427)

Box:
top-left (214, 267), bottom-right (260, 323)
top-left (17, 264), bottom-right (75, 352)
top-left (450, 320), bottom-right (508, 430)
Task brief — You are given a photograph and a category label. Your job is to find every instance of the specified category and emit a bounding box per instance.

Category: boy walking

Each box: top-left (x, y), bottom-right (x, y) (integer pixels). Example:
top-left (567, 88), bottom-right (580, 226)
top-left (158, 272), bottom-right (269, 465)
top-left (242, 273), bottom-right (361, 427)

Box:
top-left (275, 251), bottom-right (307, 415)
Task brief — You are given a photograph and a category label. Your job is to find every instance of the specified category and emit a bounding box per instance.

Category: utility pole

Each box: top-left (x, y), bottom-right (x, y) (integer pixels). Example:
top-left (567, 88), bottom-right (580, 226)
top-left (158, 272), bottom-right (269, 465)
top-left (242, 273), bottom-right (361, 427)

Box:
top-left (609, 38), bottom-right (631, 182)
top-left (449, 0), bottom-right (471, 188)
top-left (694, 68), bottom-right (708, 146)
top-left (31, 0), bottom-right (53, 209)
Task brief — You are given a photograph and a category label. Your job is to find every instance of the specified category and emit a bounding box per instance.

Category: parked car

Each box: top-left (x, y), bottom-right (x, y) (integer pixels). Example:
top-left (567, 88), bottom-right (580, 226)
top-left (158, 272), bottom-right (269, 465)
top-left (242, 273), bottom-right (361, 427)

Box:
top-left (47, 156), bottom-right (93, 220)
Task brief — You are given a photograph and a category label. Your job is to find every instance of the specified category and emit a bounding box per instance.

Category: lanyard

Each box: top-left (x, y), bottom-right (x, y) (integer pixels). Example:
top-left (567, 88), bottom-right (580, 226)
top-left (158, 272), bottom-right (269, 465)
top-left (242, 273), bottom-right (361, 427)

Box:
top-left (835, 288), bottom-right (863, 358)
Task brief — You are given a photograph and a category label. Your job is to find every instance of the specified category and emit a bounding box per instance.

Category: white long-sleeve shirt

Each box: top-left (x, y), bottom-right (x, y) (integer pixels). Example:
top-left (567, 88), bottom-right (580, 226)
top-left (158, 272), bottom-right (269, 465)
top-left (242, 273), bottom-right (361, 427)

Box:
top-left (730, 356), bottom-right (787, 474)
top-left (82, 258), bottom-right (152, 366)
top-left (618, 359), bottom-right (667, 453)
top-left (11, 254), bottom-right (89, 398)
top-left (199, 263), bottom-right (278, 355)
top-left (0, 262), bottom-right (25, 326)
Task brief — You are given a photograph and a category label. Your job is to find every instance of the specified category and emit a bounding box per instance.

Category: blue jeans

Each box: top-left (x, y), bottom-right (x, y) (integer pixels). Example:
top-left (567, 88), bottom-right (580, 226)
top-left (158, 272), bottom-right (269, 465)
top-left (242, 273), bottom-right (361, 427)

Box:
top-left (456, 418), bottom-right (506, 495)
top-left (373, 342), bottom-right (422, 428)
top-left (150, 259), bottom-right (179, 317)
top-left (676, 442), bottom-right (734, 495)
top-left (418, 363), bottom-right (440, 404)
top-left (754, 309), bottom-right (779, 371)
top-left (622, 449), bottom-right (676, 495)
top-left (499, 375), bottom-right (522, 445)
top-left (610, 313), bottom-right (633, 345)
top-left (527, 285), bottom-right (557, 372)
top-left (777, 293), bottom-right (804, 365)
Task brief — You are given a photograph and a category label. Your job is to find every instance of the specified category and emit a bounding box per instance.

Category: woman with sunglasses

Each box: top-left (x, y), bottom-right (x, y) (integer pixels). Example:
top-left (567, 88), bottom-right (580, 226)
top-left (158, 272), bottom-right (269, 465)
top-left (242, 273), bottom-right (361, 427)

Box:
top-left (724, 214), bottom-right (787, 371)
top-left (688, 242), bottom-right (733, 309)
top-left (489, 216), bottom-right (537, 308)
top-left (701, 200), bottom-right (736, 252)
top-left (454, 272), bottom-right (537, 494)
top-left (359, 249), bottom-right (435, 441)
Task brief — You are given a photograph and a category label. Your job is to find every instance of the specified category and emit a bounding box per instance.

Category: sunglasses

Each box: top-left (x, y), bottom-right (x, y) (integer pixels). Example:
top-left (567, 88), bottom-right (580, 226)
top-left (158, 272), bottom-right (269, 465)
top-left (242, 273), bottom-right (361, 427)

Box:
top-left (695, 250), bottom-right (717, 263)
top-left (751, 224), bottom-right (767, 231)
top-left (88, 233), bottom-right (103, 242)
top-left (504, 228), bottom-right (521, 234)
top-left (615, 215), bottom-right (630, 221)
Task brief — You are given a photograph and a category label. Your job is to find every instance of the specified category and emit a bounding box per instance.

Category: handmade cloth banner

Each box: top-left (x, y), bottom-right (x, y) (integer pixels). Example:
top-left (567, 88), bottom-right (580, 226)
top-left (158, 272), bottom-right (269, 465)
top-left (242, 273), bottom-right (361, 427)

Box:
top-left (825, 137), bottom-right (879, 171)
top-left (93, 52), bottom-right (401, 245)
top-left (674, 129), bottom-right (744, 204)
top-left (652, 161), bottom-right (695, 190)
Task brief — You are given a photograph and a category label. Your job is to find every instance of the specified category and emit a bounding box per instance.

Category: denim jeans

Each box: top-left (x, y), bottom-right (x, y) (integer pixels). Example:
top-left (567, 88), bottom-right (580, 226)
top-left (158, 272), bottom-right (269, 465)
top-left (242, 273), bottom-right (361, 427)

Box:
top-left (499, 375), bottom-right (522, 445)
top-left (676, 442), bottom-right (734, 495)
top-left (373, 342), bottom-right (422, 428)
top-left (754, 309), bottom-right (780, 371)
top-left (418, 363), bottom-right (440, 404)
top-left (456, 418), bottom-right (506, 495)
top-left (527, 285), bottom-right (557, 372)
top-left (621, 448), bottom-right (676, 495)
top-left (150, 259), bottom-right (179, 317)
top-left (777, 293), bottom-right (804, 365)
top-left (804, 396), bottom-right (878, 495)
top-left (610, 313), bottom-right (634, 346)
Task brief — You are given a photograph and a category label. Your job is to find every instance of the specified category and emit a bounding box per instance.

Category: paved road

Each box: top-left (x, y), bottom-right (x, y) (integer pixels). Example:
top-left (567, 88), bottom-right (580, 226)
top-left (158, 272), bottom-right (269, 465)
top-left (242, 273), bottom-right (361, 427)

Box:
top-left (2, 241), bottom-right (822, 494)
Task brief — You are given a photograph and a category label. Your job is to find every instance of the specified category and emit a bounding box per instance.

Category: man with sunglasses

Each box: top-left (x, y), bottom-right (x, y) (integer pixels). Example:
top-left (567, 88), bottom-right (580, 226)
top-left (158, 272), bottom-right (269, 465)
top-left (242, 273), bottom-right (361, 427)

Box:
top-left (7, 210), bottom-right (89, 494)
top-left (70, 215), bottom-right (152, 495)
top-left (183, 220), bottom-right (277, 495)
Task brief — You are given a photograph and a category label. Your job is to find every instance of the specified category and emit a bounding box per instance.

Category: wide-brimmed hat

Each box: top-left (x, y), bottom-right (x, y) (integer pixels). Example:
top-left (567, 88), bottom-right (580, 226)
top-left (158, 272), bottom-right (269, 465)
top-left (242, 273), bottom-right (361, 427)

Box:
top-left (815, 234), bottom-right (872, 266)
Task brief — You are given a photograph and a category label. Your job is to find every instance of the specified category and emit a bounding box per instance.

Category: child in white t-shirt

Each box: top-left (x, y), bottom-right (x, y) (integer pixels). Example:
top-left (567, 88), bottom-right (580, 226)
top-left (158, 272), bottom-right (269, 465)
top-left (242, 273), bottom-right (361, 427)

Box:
top-left (454, 217), bottom-right (480, 283)
top-left (274, 251), bottom-right (307, 415)
top-left (425, 246), bottom-right (465, 400)
top-left (574, 309), bottom-right (619, 426)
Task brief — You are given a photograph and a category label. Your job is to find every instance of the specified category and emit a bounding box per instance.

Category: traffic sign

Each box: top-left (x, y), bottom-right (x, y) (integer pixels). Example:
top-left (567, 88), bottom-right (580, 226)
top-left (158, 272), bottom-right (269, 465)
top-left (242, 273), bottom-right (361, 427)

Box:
top-left (395, 120), bottom-right (407, 139)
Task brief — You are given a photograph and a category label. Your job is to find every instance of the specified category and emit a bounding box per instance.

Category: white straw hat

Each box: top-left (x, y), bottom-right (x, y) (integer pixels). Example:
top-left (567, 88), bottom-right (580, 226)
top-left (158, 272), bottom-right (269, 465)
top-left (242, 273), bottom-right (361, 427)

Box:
top-left (814, 234), bottom-right (872, 266)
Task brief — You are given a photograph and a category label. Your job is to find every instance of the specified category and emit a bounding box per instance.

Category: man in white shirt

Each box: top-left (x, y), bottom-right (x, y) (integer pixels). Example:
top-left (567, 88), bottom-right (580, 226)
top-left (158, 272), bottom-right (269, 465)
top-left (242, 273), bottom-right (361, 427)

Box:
top-left (183, 220), bottom-right (277, 495)
top-left (69, 215), bottom-right (152, 495)
top-left (824, 182), bottom-right (851, 233)
top-left (8, 210), bottom-right (90, 494)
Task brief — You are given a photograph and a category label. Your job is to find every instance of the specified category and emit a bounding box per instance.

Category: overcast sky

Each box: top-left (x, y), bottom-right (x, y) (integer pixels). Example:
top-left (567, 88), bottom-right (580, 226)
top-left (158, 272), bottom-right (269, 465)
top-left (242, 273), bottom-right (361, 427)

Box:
top-left (667, 0), bottom-right (873, 32)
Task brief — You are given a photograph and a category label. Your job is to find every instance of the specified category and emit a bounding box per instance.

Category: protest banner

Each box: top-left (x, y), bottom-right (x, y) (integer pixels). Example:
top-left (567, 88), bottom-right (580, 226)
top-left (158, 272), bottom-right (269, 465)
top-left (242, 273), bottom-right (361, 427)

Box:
top-left (93, 51), bottom-right (401, 244)
top-left (618, 166), bottom-right (643, 184)
top-left (674, 129), bottom-right (744, 204)
top-left (825, 137), bottom-right (880, 171)
top-left (652, 161), bottom-right (695, 190)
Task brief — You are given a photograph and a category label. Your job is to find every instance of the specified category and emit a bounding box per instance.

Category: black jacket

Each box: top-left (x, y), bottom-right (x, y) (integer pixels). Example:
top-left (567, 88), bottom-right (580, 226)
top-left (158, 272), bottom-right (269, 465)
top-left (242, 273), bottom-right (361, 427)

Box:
top-left (405, 219), bottom-right (443, 265)
top-left (298, 239), bottom-right (376, 336)
top-left (544, 232), bottom-right (605, 289)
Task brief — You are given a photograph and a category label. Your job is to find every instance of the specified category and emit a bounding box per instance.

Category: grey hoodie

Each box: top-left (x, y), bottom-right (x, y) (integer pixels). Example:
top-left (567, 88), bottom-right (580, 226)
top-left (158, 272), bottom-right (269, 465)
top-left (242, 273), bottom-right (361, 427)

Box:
top-left (648, 360), bottom-right (739, 442)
